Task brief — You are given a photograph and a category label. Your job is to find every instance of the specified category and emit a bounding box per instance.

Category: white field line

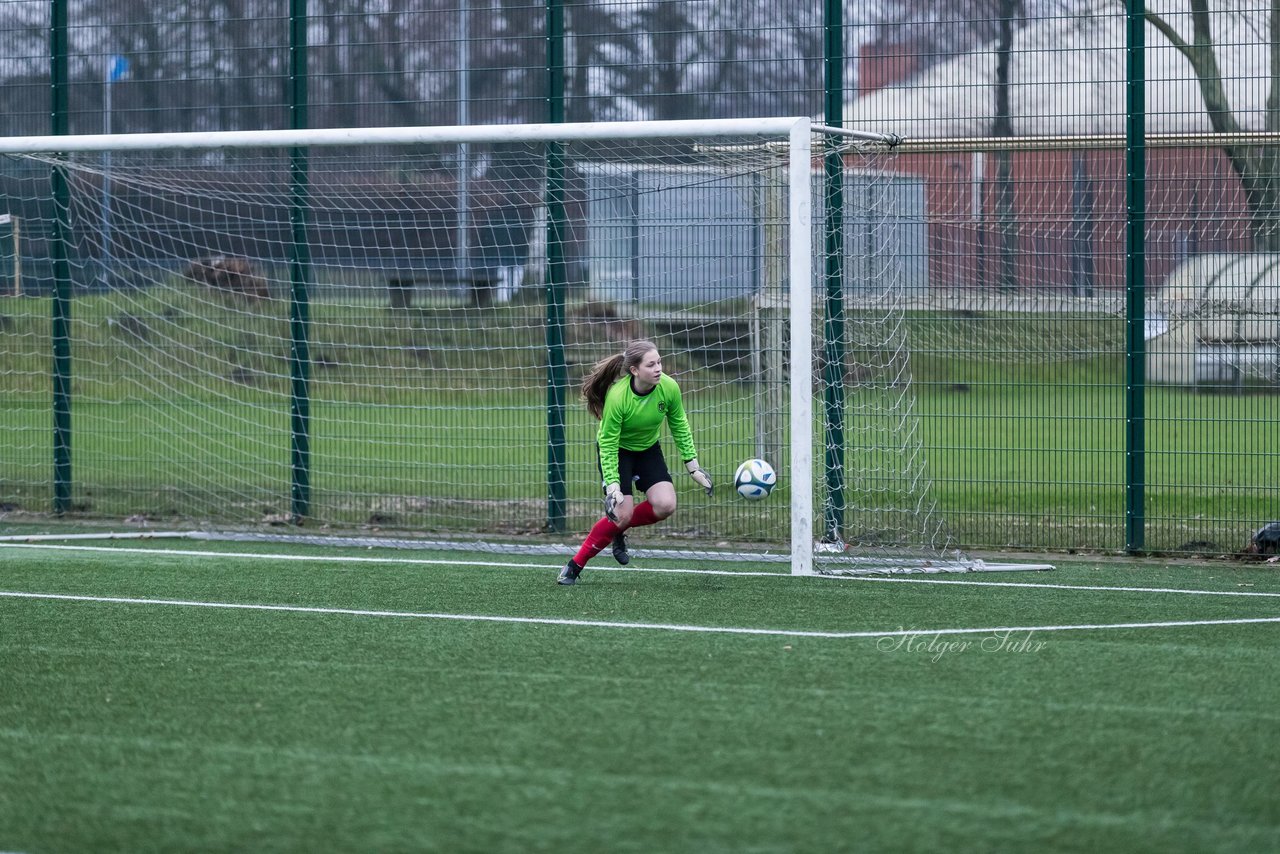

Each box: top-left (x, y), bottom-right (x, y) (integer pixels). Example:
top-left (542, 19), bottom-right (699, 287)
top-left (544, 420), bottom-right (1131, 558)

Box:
top-left (846, 575), bottom-right (1280, 598)
top-left (1, 590), bottom-right (1278, 639)
top-left (2, 541), bottom-right (1279, 600)
top-left (0, 541), bottom-right (603, 571)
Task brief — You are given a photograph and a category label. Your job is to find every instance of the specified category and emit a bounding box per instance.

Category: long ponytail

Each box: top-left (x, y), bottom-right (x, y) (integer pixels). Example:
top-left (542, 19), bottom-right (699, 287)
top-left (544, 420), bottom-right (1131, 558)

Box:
top-left (581, 339), bottom-right (658, 419)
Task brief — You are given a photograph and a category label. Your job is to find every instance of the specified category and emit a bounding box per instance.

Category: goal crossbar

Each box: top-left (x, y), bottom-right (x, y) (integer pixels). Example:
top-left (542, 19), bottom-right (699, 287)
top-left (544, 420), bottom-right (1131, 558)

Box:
top-left (0, 118), bottom-right (899, 156)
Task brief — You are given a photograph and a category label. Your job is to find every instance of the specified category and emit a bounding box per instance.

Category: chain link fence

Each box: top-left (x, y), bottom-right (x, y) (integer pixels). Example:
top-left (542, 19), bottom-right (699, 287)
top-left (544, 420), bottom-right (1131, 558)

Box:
top-left (2, 1), bottom-right (1278, 557)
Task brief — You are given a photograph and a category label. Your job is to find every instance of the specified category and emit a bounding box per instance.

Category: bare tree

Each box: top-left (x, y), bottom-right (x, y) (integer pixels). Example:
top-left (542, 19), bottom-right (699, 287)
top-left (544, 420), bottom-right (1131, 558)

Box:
top-left (0, 0), bottom-right (47, 77)
top-left (58, 0), bottom-right (289, 133)
top-left (0, 0), bottom-right (51, 134)
top-left (991, 0), bottom-right (1026, 293)
top-left (1141, 0), bottom-right (1280, 251)
top-left (871, 0), bottom-right (1032, 291)
top-left (305, 0), bottom-right (459, 129)
top-left (614, 1), bottom-right (823, 121)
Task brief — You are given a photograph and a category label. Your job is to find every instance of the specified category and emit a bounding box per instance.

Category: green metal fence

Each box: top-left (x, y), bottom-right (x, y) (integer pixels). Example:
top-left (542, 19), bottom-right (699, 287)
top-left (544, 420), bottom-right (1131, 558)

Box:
top-left (1, 1), bottom-right (1278, 557)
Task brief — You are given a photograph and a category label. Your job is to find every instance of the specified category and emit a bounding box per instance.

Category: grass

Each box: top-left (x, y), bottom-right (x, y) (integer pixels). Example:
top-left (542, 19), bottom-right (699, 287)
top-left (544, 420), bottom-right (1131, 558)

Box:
top-left (2, 292), bottom-right (1278, 551)
top-left (4, 382), bottom-right (1272, 549)
top-left (1, 537), bottom-right (1278, 852)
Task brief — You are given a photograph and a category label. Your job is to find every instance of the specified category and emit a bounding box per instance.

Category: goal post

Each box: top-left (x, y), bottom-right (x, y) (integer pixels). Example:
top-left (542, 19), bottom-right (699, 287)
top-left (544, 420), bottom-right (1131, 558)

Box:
top-left (0, 118), bottom-right (1045, 574)
top-left (787, 121), bottom-right (817, 577)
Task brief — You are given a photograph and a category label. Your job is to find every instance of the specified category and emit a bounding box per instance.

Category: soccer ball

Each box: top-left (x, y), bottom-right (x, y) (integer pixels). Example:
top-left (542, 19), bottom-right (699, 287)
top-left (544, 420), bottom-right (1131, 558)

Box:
top-left (734, 458), bottom-right (776, 500)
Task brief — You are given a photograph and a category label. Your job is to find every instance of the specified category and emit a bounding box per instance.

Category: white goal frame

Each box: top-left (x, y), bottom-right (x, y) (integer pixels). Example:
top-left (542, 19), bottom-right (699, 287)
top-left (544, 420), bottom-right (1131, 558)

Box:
top-left (0, 118), bottom-right (1049, 577)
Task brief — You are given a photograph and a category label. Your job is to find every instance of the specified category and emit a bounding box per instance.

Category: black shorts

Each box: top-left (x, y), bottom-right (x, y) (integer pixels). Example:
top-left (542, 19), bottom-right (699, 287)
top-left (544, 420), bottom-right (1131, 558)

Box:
top-left (598, 442), bottom-right (672, 495)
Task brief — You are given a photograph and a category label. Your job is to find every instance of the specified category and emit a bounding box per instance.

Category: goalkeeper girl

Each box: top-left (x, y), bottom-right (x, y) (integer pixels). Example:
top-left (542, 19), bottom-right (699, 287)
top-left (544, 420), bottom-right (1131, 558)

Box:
top-left (558, 339), bottom-right (712, 585)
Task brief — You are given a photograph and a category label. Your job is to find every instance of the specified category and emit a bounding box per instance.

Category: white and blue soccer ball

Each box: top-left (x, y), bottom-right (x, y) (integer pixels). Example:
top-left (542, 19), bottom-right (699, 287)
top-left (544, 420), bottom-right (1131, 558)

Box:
top-left (734, 458), bottom-right (776, 500)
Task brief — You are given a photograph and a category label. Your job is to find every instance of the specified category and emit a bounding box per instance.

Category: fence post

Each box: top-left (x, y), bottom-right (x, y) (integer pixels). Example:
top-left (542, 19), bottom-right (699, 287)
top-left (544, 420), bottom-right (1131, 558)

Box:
top-left (822, 0), bottom-right (847, 544)
top-left (50, 0), bottom-right (73, 515)
top-left (544, 0), bottom-right (568, 533)
top-left (1125, 0), bottom-right (1147, 552)
top-left (288, 0), bottom-right (313, 522)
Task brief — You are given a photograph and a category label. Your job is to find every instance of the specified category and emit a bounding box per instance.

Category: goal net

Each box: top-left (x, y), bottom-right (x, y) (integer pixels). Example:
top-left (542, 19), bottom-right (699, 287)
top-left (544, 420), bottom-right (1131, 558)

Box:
top-left (0, 119), bottom-right (1042, 574)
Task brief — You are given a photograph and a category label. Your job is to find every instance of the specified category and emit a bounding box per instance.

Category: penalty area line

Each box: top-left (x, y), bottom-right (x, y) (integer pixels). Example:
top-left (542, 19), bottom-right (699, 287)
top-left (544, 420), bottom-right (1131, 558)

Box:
top-left (0, 541), bottom-right (788, 576)
top-left (1, 589), bottom-right (1279, 640)
top-left (3, 542), bottom-right (1280, 599)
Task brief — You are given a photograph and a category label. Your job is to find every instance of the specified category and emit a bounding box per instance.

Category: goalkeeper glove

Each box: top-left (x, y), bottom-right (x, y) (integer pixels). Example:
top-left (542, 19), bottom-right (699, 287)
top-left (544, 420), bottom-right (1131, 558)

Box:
top-left (603, 482), bottom-right (625, 523)
top-left (686, 459), bottom-right (713, 496)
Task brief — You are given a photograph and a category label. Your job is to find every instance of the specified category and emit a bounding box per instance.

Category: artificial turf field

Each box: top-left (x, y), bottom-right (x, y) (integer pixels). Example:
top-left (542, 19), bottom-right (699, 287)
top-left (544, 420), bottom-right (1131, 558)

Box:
top-left (1, 537), bottom-right (1278, 853)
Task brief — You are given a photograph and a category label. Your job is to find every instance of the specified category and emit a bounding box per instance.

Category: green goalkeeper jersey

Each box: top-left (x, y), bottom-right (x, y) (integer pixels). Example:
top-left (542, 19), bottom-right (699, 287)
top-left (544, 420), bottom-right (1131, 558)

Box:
top-left (597, 373), bottom-right (697, 486)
